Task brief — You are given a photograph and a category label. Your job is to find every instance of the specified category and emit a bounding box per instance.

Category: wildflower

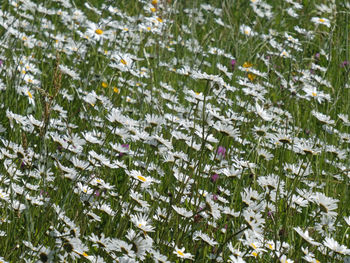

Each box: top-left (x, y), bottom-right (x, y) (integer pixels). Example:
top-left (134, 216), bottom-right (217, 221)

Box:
top-left (315, 53), bottom-right (320, 60)
top-left (129, 170), bottom-right (156, 188)
top-left (173, 246), bottom-right (194, 260)
top-left (255, 102), bottom-right (272, 121)
top-left (311, 110), bottom-right (335, 125)
top-left (323, 237), bottom-right (350, 255)
top-left (152, 250), bottom-right (170, 263)
top-left (341, 60), bottom-right (349, 68)
top-left (86, 22), bottom-right (108, 42)
top-left (280, 255), bottom-right (294, 263)
top-left (214, 121), bottom-right (240, 138)
top-left (243, 61), bottom-right (253, 70)
top-left (231, 59), bottom-right (237, 70)
top-left (172, 205), bottom-right (193, 218)
top-left (312, 192), bottom-right (338, 216)
top-left (193, 230), bottom-right (218, 246)
top-left (240, 24), bottom-right (256, 36)
top-left (217, 146), bottom-right (226, 158)
top-left (211, 174), bottom-right (219, 182)
top-left (293, 227), bottom-right (321, 246)
top-left (303, 85), bottom-right (331, 103)
top-left (24, 88), bottom-right (35, 106)
top-left (344, 216), bottom-right (350, 226)
top-left (113, 87), bottom-right (120, 93)
top-left (130, 213), bottom-right (155, 232)
top-left (75, 182), bottom-right (93, 195)
top-left (311, 17), bottom-right (331, 27)
top-left (248, 73), bottom-right (256, 81)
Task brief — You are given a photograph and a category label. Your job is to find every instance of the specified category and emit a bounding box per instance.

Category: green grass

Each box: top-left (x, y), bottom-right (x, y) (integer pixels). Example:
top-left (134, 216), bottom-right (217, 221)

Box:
top-left (0, 0), bottom-right (349, 262)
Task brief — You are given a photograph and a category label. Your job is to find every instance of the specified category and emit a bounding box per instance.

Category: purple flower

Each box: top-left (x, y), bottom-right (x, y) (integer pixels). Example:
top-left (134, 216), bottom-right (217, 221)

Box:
top-left (230, 59), bottom-right (236, 71)
top-left (217, 146), bottom-right (226, 158)
top-left (0, 60), bottom-right (3, 67)
top-left (315, 53), bottom-right (320, 60)
top-left (341, 60), bottom-right (349, 67)
top-left (211, 174), bottom-right (219, 182)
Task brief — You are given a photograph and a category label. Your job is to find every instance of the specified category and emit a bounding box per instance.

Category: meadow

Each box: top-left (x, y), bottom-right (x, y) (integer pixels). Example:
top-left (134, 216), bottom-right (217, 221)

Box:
top-left (0, 0), bottom-right (349, 262)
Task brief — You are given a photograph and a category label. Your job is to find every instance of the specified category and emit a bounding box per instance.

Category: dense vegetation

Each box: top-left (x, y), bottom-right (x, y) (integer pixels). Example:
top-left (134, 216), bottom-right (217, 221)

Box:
top-left (0, 0), bottom-right (349, 262)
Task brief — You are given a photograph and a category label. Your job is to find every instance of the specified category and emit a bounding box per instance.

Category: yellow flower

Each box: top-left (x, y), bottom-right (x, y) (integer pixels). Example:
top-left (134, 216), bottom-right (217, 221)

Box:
top-left (248, 73), bottom-right (256, 81)
top-left (102, 82), bottom-right (108, 88)
top-left (243, 62), bottom-right (253, 68)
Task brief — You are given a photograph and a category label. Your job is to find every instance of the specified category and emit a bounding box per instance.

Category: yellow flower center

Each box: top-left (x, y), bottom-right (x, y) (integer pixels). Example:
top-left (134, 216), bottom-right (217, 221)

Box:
top-left (102, 82), bottom-right (108, 88)
top-left (121, 59), bottom-right (127, 65)
top-left (82, 252), bottom-right (88, 257)
top-left (251, 243), bottom-right (257, 249)
top-left (95, 29), bottom-right (103, 35)
top-left (137, 175), bottom-right (146, 182)
top-left (150, 7), bottom-right (156, 12)
top-left (319, 18), bottom-right (325, 23)
top-left (177, 250), bottom-right (184, 256)
top-left (113, 87), bottom-right (120, 93)
top-left (157, 17), bottom-right (163, 23)
top-left (312, 92), bottom-right (317, 97)
top-left (252, 251), bottom-right (258, 257)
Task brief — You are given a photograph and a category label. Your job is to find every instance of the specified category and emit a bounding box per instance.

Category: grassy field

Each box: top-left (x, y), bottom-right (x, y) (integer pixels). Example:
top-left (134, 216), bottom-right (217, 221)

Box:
top-left (0, 0), bottom-right (349, 262)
